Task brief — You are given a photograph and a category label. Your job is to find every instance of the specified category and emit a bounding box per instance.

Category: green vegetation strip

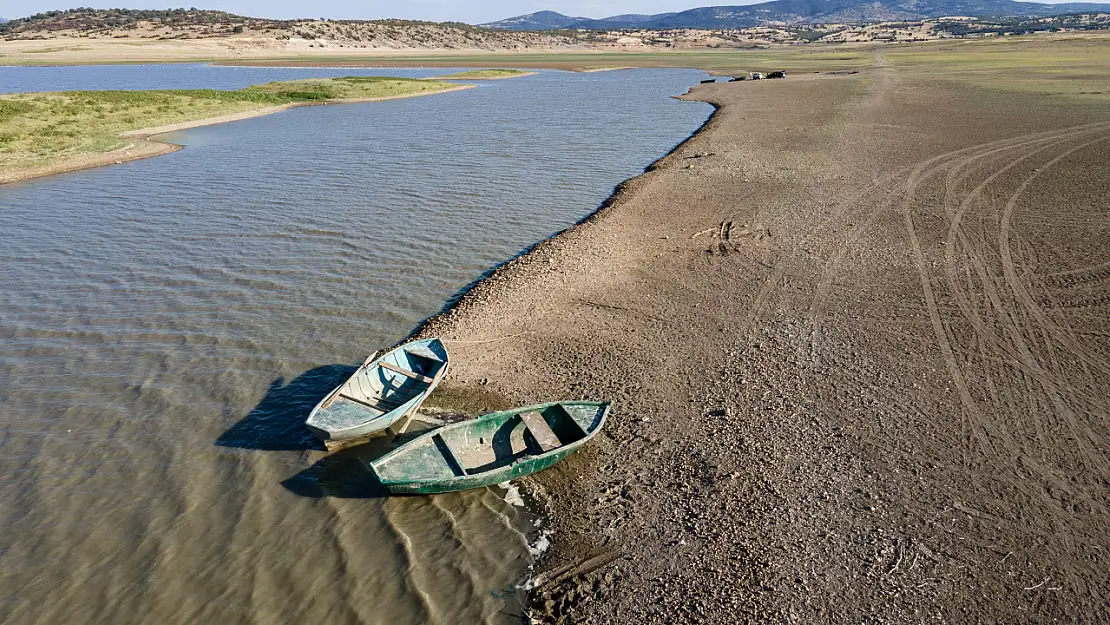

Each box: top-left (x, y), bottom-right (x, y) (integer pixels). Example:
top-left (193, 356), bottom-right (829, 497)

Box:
top-left (431, 69), bottom-right (532, 80)
top-left (0, 76), bottom-right (456, 176)
top-left (884, 38), bottom-right (1110, 102)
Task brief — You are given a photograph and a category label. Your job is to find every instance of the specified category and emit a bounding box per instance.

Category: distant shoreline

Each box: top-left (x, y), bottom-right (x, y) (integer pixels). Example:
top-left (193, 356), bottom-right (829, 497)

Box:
top-left (580, 66), bottom-right (635, 73)
top-left (1, 84), bottom-right (475, 186)
top-left (426, 71), bottom-right (540, 80)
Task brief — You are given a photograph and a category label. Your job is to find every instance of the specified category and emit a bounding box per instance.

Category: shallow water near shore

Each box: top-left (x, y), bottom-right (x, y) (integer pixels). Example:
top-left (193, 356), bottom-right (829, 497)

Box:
top-left (0, 66), bottom-right (712, 624)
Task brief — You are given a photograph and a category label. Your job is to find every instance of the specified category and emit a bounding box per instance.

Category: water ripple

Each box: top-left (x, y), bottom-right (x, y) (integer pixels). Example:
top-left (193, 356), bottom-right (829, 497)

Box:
top-left (0, 65), bottom-right (712, 625)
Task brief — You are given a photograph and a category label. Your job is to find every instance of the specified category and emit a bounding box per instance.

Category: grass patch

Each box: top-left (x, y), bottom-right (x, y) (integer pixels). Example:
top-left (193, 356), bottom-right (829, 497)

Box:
top-left (431, 69), bottom-right (532, 80)
top-left (245, 75), bottom-right (453, 99)
top-left (885, 35), bottom-right (1110, 103)
top-left (0, 76), bottom-right (457, 177)
top-left (21, 45), bottom-right (91, 54)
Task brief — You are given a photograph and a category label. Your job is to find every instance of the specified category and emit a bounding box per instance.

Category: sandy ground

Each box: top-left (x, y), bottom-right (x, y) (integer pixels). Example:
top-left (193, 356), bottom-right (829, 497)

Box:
top-left (416, 67), bottom-right (1110, 622)
top-left (1, 85), bottom-right (475, 186)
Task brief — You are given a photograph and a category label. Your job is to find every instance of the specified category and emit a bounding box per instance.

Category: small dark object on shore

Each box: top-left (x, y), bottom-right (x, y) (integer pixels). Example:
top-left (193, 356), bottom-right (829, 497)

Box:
top-left (731, 76), bottom-right (747, 82)
top-left (701, 78), bottom-right (717, 84)
top-left (767, 70), bottom-right (787, 79)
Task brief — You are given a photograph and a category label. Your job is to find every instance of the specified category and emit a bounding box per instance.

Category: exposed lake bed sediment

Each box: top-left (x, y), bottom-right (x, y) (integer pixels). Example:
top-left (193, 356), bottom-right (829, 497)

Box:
top-left (417, 68), bottom-right (1110, 622)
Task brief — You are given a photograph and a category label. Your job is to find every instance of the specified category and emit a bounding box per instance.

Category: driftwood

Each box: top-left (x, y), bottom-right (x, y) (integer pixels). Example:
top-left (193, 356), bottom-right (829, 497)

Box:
top-left (530, 550), bottom-right (622, 590)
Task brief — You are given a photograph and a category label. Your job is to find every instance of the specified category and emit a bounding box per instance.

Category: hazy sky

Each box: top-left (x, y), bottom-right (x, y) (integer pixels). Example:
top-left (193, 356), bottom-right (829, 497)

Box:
top-left (4, 0), bottom-right (1084, 23)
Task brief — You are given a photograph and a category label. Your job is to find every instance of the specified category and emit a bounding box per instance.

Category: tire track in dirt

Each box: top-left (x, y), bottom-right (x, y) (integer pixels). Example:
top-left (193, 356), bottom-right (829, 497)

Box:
top-left (900, 123), bottom-right (1110, 527)
top-left (945, 128), bottom-right (1110, 376)
top-left (899, 136), bottom-right (1038, 490)
top-left (941, 137), bottom-right (1110, 519)
top-left (787, 126), bottom-right (1100, 533)
top-left (944, 136), bottom-right (1110, 389)
top-left (784, 124), bottom-right (1110, 524)
top-left (805, 121), bottom-right (1110, 327)
top-left (941, 130), bottom-right (1110, 375)
top-left (778, 119), bottom-right (1110, 577)
top-left (1044, 260), bottom-right (1110, 282)
top-left (994, 134), bottom-right (1110, 484)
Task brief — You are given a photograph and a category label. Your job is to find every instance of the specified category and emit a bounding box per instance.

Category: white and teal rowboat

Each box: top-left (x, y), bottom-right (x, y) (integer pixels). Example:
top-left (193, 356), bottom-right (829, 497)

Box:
top-left (306, 338), bottom-right (449, 450)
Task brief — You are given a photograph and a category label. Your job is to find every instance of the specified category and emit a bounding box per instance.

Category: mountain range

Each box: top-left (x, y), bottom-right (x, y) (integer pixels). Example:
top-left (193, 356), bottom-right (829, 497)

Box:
top-left (481, 1), bottom-right (1110, 30)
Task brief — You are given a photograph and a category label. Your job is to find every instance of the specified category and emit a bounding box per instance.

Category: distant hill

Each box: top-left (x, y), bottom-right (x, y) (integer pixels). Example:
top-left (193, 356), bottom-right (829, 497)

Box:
top-left (1, 8), bottom-right (262, 34)
top-left (480, 10), bottom-right (588, 30)
top-left (0, 8), bottom-right (582, 50)
top-left (6, 5), bottom-right (1107, 53)
top-left (478, 11), bottom-right (680, 30)
top-left (484, 1), bottom-right (1110, 30)
top-left (593, 13), bottom-right (679, 25)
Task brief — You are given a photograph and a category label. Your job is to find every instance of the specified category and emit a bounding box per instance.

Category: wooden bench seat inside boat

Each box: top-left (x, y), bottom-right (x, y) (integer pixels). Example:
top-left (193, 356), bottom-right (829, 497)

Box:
top-left (404, 345), bottom-right (444, 362)
top-left (434, 434), bottom-right (469, 477)
top-left (379, 361), bottom-right (434, 385)
top-left (338, 392), bottom-right (410, 413)
top-left (520, 411), bottom-right (562, 452)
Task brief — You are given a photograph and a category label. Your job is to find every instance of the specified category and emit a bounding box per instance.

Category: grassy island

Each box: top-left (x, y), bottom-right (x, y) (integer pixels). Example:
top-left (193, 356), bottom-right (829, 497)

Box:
top-left (429, 69), bottom-right (536, 80)
top-left (0, 76), bottom-right (467, 184)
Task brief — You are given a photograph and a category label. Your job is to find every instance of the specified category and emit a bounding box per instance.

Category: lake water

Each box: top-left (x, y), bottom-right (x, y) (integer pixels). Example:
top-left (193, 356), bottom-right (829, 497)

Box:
top-left (0, 65), bottom-right (712, 624)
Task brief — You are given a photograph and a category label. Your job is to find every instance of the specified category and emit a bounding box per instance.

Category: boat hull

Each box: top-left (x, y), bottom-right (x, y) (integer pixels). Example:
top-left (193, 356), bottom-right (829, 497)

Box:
top-left (381, 446), bottom-right (576, 494)
top-left (305, 338), bottom-right (448, 449)
top-left (307, 396), bottom-right (421, 450)
top-left (370, 401), bottom-right (608, 494)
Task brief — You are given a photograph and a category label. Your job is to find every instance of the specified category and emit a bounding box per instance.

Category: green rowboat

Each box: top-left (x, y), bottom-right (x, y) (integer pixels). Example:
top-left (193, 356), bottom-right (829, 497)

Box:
top-left (370, 401), bottom-right (609, 494)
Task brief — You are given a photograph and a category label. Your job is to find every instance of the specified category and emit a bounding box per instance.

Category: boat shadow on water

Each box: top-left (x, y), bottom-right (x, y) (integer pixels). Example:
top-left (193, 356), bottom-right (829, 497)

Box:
top-left (215, 364), bottom-right (357, 451)
top-left (216, 362), bottom-right (447, 499)
top-left (281, 441), bottom-right (396, 499)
